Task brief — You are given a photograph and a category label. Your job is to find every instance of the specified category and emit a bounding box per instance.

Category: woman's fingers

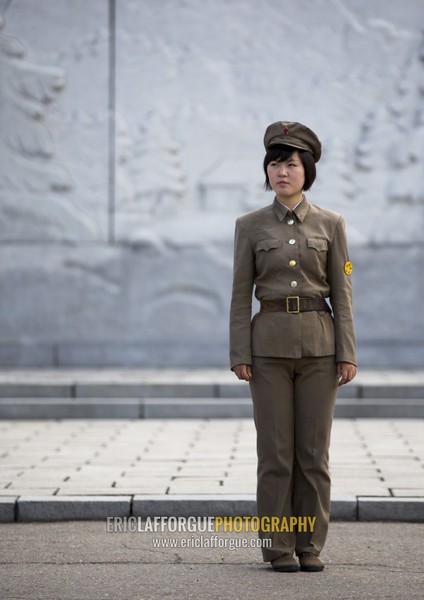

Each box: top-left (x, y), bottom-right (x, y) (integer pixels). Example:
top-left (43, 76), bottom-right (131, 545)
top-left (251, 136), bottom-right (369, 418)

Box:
top-left (233, 364), bottom-right (253, 381)
top-left (337, 362), bottom-right (357, 386)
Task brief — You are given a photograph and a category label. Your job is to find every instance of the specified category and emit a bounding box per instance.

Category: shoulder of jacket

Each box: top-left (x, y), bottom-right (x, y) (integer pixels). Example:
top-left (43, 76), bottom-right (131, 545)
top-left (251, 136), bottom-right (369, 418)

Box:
top-left (236, 203), bottom-right (274, 227)
top-left (308, 202), bottom-right (343, 224)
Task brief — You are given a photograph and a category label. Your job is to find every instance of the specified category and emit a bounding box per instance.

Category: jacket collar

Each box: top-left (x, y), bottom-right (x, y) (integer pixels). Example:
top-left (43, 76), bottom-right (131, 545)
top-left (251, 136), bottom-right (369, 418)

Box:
top-left (272, 196), bottom-right (310, 223)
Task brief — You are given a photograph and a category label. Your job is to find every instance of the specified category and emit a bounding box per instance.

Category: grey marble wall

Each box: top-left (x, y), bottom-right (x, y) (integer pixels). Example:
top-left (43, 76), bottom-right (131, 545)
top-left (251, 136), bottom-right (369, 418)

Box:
top-left (1, 0), bottom-right (423, 367)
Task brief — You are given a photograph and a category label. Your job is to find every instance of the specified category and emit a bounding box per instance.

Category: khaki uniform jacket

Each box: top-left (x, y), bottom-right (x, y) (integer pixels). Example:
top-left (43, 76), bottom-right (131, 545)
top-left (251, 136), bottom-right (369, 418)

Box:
top-left (229, 197), bottom-right (357, 369)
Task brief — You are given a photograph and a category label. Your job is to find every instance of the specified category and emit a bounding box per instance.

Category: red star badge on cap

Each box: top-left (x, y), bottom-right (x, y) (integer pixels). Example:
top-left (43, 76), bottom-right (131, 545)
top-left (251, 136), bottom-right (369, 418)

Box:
top-left (283, 126), bottom-right (289, 134)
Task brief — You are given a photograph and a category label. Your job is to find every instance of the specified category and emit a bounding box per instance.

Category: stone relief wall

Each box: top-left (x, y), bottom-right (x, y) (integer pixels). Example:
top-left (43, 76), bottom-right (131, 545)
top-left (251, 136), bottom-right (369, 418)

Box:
top-left (0, 0), bottom-right (423, 367)
top-left (0, 14), bottom-right (97, 241)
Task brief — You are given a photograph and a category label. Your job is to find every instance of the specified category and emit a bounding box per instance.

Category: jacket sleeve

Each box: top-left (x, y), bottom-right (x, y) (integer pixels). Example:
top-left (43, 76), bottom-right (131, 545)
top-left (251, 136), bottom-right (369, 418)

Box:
top-left (229, 218), bottom-right (255, 369)
top-left (328, 216), bottom-right (357, 365)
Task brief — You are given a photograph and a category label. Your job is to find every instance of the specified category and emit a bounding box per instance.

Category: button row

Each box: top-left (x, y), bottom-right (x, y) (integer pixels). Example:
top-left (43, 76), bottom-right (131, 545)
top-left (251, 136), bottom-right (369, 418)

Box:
top-left (288, 232), bottom-right (297, 287)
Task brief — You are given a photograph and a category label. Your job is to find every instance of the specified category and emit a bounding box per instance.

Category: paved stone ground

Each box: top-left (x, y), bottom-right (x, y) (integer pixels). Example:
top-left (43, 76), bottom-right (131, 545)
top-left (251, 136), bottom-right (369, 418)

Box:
top-left (0, 418), bottom-right (423, 499)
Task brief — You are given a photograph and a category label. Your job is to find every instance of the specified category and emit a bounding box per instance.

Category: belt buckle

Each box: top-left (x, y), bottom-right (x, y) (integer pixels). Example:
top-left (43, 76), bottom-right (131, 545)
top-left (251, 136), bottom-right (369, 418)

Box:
top-left (286, 296), bottom-right (300, 314)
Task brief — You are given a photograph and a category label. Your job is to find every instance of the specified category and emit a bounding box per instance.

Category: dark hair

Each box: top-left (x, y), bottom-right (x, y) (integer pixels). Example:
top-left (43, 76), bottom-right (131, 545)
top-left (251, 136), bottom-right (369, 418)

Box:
top-left (263, 144), bottom-right (316, 191)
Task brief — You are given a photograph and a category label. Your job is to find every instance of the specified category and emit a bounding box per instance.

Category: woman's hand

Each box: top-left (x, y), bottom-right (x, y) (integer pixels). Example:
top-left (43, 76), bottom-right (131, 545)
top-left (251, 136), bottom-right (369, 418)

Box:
top-left (233, 364), bottom-right (253, 382)
top-left (337, 362), bottom-right (357, 386)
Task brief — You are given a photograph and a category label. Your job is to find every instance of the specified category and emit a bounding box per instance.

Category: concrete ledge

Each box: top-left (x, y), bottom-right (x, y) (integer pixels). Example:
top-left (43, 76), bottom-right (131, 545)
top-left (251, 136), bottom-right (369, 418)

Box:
top-left (1, 369), bottom-right (424, 401)
top-left (330, 496), bottom-right (358, 521)
top-left (358, 497), bottom-right (424, 522)
top-left (133, 494), bottom-right (257, 517)
top-left (133, 494), bottom-right (359, 520)
top-left (0, 398), bottom-right (141, 419)
top-left (217, 383), bottom-right (252, 398)
top-left (143, 398), bottom-right (253, 418)
top-left (0, 384), bottom-right (72, 398)
top-left (361, 385), bottom-right (424, 399)
top-left (1, 397), bottom-right (423, 419)
top-left (1, 494), bottom-right (423, 522)
top-left (334, 398), bottom-right (424, 418)
top-left (0, 496), bottom-right (17, 522)
top-left (16, 496), bottom-right (132, 522)
top-left (75, 384), bottom-right (218, 399)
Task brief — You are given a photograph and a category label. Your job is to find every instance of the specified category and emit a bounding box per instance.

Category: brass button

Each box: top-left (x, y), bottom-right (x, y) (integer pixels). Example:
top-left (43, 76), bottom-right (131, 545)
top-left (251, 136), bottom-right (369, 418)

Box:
top-left (290, 281), bottom-right (298, 288)
top-left (289, 239), bottom-right (296, 245)
top-left (287, 218), bottom-right (295, 225)
top-left (289, 260), bottom-right (297, 267)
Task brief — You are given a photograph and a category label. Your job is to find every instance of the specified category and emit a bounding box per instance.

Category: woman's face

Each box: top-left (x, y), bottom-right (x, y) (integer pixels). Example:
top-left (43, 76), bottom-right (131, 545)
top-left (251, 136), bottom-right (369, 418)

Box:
top-left (266, 151), bottom-right (305, 203)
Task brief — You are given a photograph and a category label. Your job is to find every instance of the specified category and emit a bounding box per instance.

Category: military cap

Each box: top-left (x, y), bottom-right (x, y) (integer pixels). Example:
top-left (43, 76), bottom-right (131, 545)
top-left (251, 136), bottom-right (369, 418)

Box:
top-left (263, 121), bottom-right (322, 162)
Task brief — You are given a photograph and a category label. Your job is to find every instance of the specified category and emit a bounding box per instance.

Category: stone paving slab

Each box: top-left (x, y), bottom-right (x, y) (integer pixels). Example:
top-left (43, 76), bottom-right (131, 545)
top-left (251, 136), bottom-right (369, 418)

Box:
top-left (0, 418), bottom-right (423, 521)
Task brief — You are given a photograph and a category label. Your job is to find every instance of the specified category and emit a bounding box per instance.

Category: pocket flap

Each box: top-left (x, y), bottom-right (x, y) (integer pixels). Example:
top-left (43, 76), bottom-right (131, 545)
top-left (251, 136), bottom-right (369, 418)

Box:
top-left (256, 239), bottom-right (280, 252)
top-left (307, 238), bottom-right (328, 252)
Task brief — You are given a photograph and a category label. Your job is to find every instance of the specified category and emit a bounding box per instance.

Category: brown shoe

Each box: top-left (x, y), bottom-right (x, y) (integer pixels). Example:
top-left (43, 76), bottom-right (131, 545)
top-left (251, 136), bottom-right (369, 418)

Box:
top-left (271, 553), bottom-right (299, 572)
top-left (298, 552), bottom-right (324, 572)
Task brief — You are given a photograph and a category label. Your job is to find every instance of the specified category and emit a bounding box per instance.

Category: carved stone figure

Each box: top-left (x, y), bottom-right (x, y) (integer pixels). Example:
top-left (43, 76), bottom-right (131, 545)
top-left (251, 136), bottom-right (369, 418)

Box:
top-left (0, 14), bottom-right (96, 241)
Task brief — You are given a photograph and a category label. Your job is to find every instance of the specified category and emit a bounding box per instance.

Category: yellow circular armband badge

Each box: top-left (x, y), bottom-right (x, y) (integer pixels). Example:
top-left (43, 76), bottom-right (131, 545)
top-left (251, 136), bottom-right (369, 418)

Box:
top-left (344, 261), bottom-right (353, 275)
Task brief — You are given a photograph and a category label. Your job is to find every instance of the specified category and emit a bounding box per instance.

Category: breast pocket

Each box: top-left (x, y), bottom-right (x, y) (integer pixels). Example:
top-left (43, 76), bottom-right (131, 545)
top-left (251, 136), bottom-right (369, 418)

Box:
top-left (306, 238), bottom-right (328, 272)
top-left (255, 239), bottom-right (281, 252)
top-left (307, 238), bottom-right (328, 252)
top-left (255, 239), bottom-right (281, 274)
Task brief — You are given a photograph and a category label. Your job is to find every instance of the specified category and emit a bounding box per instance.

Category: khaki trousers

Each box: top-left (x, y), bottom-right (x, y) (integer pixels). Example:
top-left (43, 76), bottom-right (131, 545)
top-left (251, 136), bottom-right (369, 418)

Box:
top-left (249, 355), bottom-right (338, 562)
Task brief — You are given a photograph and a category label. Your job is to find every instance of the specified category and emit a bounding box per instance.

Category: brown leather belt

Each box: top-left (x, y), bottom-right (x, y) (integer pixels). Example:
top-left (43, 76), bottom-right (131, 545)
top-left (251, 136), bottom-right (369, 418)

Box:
top-left (260, 296), bottom-right (330, 314)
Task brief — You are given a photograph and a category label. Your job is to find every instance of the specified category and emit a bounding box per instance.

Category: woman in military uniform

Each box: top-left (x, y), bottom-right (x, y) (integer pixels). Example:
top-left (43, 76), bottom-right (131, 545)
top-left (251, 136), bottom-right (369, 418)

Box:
top-left (229, 121), bottom-right (357, 572)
